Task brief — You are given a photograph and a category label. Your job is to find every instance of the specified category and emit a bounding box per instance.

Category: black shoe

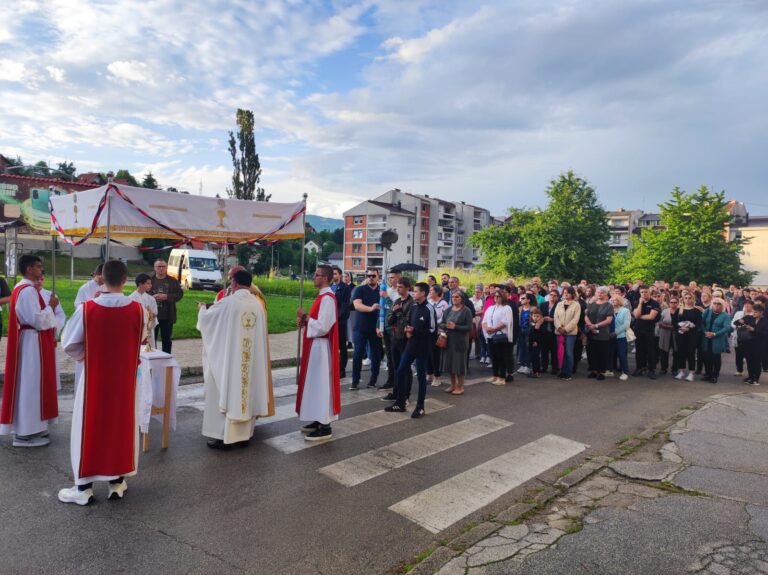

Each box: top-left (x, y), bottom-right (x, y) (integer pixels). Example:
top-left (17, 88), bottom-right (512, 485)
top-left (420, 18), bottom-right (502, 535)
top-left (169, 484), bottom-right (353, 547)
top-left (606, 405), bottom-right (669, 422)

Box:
top-left (380, 392), bottom-right (397, 401)
top-left (305, 425), bottom-right (332, 441)
top-left (506, 375), bottom-right (514, 382)
top-left (561, 375), bottom-right (573, 381)
top-left (411, 407), bottom-right (426, 419)
top-left (744, 377), bottom-right (754, 384)
top-left (631, 369), bottom-right (644, 377)
top-left (550, 370), bottom-right (558, 376)
top-left (340, 371), bottom-right (347, 379)
top-left (588, 372), bottom-right (597, 379)
top-left (367, 381), bottom-right (378, 388)
top-left (206, 439), bottom-right (231, 450)
top-left (648, 372), bottom-right (657, 380)
top-left (379, 383), bottom-right (394, 390)
top-left (301, 421), bottom-right (320, 433)
top-left (596, 373), bottom-right (605, 381)
top-left (384, 404), bottom-right (407, 413)
top-left (710, 377), bottom-right (718, 384)
top-left (350, 383), bottom-right (359, 390)
top-left (700, 375), bottom-right (710, 382)
top-left (659, 369), bottom-right (667, 375)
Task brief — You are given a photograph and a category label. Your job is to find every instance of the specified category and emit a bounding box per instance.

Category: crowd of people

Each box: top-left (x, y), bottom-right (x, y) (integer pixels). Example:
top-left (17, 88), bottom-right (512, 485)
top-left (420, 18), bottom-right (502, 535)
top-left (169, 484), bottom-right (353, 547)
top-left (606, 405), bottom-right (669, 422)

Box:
top-left (329, 269), bottom-right (768, 418)
top-left (3, 253), bottom-right (767, 505)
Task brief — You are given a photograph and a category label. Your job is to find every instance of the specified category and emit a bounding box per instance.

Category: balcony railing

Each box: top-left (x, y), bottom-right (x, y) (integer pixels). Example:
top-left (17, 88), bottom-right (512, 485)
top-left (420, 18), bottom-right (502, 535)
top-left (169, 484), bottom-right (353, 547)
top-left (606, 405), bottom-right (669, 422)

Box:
top-left (367, 221), bottom-right (387, 229)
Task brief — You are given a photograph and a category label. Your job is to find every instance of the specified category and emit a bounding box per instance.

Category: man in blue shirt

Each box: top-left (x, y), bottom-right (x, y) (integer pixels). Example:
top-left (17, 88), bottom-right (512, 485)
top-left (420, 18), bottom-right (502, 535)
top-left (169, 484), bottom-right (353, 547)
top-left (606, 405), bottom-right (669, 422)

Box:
top-left (351, 268), bottom-right (383, 389)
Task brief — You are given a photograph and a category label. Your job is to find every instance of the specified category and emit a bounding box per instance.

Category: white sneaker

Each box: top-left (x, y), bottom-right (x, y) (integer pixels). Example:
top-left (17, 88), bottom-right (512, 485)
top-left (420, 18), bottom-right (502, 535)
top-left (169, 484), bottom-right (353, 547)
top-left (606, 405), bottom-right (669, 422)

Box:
top-left (108, 480), bottom-right (128, 501)
top-left (675, 371), bottom-right (684, 380)
top-left (605, 371), bottom-right (614, 377)
top-left (685, 372), bottom-right (694, 382)
top-left (431, 378), bottom-right (442, 387)
top-left (13, 435), bottom-right (50, 448)
top-left (58, 486), bottom-right (94, 506)
top-left (734, 371), bottom-right (743, 377)
top-left (362, 358), bottom-right (371, 366)
top-left (517, 366), bottom-right (526, 373)
top-left (619, 373), bottom-right (629, 381)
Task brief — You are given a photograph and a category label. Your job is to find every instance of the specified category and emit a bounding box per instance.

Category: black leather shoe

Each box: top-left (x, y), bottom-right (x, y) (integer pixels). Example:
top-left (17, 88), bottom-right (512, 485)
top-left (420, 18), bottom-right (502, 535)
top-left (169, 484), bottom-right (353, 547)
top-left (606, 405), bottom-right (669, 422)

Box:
top-left (384, 404), bottom-right (407, 413)
top-left (411, 407), bottom-right (426, 419)
top-left (648, 372), bottom-right (657, 380)
top-left (710, 377), bottom-right (718, 384)
top-left (206, 439), bottom-right (231, 450)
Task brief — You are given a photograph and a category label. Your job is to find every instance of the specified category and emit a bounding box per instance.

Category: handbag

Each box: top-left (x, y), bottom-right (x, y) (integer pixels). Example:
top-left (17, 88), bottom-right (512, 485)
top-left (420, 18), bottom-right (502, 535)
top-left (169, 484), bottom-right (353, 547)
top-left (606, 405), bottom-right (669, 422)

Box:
top-left (737, 328), bottom-right (752, 343)
top-left (436, 331), bottom-right (448, 348)
top-left (625, 327), bottom-right (636, 343)
top-left (491, 331), bottom-right (508, 343)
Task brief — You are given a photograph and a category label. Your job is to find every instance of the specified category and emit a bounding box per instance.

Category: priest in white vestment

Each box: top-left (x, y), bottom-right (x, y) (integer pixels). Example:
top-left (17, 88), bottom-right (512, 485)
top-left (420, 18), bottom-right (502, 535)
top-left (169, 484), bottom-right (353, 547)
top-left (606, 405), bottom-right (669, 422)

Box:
top-left (296, 266), bottom-right (341, 441)
top-left (129, 273), bottom-right (159, 349)
top-left (197, 269), bottom-right (274, 449)
top-left (0, 255), bottom-right (61, 447)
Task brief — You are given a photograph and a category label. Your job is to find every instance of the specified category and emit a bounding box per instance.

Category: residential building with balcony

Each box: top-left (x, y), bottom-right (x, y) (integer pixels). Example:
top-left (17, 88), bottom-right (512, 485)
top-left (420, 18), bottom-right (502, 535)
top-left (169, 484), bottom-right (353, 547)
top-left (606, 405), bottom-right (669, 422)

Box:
top-left (606, 209), bottom-right (643, 250)
top-left (342, 189), bottom-right (493, 274)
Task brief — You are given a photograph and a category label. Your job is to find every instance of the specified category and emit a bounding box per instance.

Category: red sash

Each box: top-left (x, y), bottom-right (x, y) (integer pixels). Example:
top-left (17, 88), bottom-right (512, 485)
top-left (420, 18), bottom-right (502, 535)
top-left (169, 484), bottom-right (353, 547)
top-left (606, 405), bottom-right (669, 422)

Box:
top-left (1, 283), bottom-right (58, 425)
top-left (296, 292), bottom-right (341, 416)
top-left (79, 300), bottom-right (143, 479)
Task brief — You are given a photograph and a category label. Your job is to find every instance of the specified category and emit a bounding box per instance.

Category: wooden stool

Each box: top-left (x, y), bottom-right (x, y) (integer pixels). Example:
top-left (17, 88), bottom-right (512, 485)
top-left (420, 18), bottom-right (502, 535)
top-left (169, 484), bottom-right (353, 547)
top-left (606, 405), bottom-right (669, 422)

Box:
top-left (142, 366), bottom-right (174, 452)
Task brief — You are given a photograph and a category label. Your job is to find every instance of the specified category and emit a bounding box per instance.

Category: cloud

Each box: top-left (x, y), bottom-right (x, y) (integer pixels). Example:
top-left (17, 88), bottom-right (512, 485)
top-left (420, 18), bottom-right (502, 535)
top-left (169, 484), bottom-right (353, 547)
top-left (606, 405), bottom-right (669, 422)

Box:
top-left (0, 59), bottom-right (25, 82)
top-left (107, 60), bottom-right (153, 85)
top-left (45, 65), bottom-right (65, 82)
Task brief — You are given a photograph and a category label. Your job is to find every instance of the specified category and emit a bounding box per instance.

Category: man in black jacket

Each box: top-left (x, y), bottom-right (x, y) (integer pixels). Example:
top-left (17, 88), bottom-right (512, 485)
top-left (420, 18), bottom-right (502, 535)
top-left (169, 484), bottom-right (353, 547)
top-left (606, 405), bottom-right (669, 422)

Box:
top-left (381, 277), bottom-right (414, 403)
top-left (331, 266), bottom-right (351, 378)
top-left (150, 258), bottom-right (184, 354)
top-left (385, 282), bottom-right (435, 419)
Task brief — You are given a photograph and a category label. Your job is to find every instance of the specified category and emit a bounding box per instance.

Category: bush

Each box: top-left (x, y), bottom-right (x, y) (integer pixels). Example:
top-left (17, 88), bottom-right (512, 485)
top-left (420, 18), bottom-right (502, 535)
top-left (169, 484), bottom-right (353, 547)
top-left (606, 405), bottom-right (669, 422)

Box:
top-left (252, 277), bottom-right (319, 298)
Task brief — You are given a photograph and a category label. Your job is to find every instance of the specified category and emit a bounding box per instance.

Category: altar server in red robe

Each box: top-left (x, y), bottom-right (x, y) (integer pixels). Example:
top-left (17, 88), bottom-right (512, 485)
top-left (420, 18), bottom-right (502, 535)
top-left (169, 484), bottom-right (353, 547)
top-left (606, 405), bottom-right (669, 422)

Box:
top-left (58, 260), bottom-right (145, 506)
top-left (1, 255), bottom-right (60, 447)
top-left (296, 265), bottom-right (340, 441)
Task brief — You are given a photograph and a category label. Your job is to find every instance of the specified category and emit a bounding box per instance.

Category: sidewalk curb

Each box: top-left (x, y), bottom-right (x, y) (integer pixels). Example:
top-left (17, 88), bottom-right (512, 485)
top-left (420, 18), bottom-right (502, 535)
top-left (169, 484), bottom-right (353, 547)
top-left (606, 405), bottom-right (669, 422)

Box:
top-left (398, 400), bottom-right (712, 575)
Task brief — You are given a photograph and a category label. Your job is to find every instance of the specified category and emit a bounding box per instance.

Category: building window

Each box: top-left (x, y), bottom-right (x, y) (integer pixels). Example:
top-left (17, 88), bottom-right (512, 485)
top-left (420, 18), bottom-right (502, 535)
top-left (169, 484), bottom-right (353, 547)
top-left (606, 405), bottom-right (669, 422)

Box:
top-left (420, 232), bottom-right (426, 241)
top-left (352, 243), bottom-right (362, 253)
top-left (353, 216), bottom-right (363, 225)
top-left (406, 246), bottom-right (411, 254)
top-left (352, 230), bottom-right (363, 239)
top-left (352, 258), bottom-right (362, 266)
top-left (421, 204), bottom-right (428, 213)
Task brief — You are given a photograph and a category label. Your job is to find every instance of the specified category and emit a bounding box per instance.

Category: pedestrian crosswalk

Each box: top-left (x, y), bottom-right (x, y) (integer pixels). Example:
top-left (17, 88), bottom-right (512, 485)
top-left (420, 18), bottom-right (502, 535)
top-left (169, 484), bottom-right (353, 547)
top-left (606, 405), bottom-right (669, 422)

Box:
top-left (318, 414), bottom-right (513, 487)
top-left (178, 378), bottom-right (588, 535)
top-left (389, 434), bottom-right (588, 533)
top-left (264, 398), bottom-right (453, 454)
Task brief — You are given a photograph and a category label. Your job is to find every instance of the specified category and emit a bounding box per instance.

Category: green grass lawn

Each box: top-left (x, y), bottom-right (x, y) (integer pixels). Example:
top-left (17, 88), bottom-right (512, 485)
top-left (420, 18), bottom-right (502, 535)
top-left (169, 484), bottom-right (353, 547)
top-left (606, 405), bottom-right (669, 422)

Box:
top-left (1, 279), bottom-right (303, 338)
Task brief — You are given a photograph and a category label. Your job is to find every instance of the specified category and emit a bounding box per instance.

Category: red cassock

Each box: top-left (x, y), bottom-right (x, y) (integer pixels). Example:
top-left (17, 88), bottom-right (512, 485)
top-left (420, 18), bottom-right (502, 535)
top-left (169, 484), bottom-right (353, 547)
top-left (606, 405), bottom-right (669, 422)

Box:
top-left (78, 300), bottom-right (143, 479)
top-left (296, 292), bottom-right (341, 416)
top-left (0, 284), bottom-right (57, 425)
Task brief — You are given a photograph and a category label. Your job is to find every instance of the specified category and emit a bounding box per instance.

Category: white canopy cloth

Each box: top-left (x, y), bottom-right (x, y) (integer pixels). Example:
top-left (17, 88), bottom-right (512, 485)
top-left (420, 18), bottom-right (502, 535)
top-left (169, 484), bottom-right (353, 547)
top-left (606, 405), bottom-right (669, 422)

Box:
top-left (49, 183), bottom-right (305, 243)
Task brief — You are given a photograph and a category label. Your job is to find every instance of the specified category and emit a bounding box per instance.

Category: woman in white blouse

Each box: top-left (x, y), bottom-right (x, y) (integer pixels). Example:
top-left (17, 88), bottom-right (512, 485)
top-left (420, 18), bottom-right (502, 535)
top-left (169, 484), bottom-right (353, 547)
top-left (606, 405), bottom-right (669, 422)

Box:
top-left (482, 291), bottom-right (514, 386)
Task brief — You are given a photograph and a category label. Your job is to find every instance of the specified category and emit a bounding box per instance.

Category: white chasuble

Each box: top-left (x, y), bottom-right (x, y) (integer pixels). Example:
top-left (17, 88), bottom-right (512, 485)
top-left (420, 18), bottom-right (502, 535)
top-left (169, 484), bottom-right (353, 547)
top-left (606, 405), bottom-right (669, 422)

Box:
top-left (197, 289), bottom-right (274, 444)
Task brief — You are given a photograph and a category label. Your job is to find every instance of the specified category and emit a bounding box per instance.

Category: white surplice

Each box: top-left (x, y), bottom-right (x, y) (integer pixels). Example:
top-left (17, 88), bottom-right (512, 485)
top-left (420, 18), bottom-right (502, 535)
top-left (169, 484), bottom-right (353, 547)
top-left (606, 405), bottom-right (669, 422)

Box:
top-left (0, 279), bottom-right (59, 437)
top-left (73, 279), bottom-right (104, 385)
top-left (40, 288), bottom-right (67, 391)
top-left (197, 289), bottom-right (273, 444)
top-left (129, 290), bottom-right (159, 349)
top-left (299, 287), bottom-right (338, 425)
top-left (61, 293), bottom-right (145, 485)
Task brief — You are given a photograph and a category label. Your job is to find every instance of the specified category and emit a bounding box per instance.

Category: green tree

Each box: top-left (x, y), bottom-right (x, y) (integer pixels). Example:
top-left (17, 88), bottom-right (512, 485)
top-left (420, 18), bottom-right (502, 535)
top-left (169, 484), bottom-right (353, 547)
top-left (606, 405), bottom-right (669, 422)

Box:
top-left (56, 161), bottom-right (77, 179)
top-left (469, 171), bottom-right (610, 281)
top-left (227, 108), bottom-right (270, 201)
top-left (611, 186), bottom-right (755, 285)
top-left (142, 171), bottom-right (159, 189)
top-left (115, 169), bottom-right (139, 186)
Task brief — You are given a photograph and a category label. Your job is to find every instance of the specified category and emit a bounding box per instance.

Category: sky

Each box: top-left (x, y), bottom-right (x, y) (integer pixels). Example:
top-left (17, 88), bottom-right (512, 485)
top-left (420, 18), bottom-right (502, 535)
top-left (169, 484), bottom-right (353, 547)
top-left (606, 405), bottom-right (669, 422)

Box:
top-left (1, 0), bottom-right (767, 218)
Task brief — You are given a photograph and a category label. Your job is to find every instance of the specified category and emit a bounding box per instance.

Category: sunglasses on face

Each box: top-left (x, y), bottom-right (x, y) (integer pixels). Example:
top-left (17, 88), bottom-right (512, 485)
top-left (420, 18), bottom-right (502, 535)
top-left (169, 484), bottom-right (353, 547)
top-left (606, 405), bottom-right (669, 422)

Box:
top-left (366, 274), bottom-right (377, 278)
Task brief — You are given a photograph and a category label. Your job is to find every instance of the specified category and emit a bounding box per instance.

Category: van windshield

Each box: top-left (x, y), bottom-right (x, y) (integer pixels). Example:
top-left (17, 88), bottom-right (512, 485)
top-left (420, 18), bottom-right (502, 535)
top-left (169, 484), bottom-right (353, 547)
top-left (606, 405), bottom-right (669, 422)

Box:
top-left (188, 258), bottom-right (219, 271)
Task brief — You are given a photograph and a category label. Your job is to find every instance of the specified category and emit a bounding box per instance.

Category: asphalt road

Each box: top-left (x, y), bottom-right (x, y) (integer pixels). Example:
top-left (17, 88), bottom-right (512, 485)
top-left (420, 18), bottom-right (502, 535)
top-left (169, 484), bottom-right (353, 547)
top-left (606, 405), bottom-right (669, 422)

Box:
top-left (0, 359), bottom-right (746, 575)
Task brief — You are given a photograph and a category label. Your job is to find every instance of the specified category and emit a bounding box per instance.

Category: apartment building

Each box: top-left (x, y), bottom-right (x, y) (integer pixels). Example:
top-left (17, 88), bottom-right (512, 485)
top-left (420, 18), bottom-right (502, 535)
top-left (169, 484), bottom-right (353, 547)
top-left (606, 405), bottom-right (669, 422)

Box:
top-left (342, 189), bottom-right (493, 273)
top-left (606, 209), bottom-right (643, 250)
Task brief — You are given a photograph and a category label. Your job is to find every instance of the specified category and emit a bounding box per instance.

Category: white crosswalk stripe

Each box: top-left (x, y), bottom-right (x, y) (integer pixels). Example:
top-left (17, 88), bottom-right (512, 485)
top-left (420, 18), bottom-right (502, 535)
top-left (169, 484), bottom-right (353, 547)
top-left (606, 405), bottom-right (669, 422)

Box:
top-left (318, 415), bottom-right (513, 487)
top-left (263, 398), bottom-right (453, 454)
top-left (389, 434), bottom-right (589, 533)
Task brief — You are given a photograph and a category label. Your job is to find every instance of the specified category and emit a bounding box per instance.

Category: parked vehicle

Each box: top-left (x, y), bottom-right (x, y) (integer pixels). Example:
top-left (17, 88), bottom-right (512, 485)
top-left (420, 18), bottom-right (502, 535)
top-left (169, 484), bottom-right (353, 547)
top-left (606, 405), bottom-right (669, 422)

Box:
top-left (167, 248), bottom-right (222, 291)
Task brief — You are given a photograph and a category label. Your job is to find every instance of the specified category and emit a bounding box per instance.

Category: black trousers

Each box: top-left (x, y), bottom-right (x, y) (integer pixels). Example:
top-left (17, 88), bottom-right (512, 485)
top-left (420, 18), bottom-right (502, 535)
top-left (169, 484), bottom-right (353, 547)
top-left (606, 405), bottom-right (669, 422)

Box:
top-left (703, 351), bottom-right (722, 379)
top-left (392, 338), bottom-right (412, 400)
top-left (745, 341), bottom-right (763, 382)
top-left (540, 332), bottom-right (558, 373)
top-left (428, 335), bottom-right (443, 377)
top-left (155, 320), bottom-right (174, 354)
top-left (635, 331), bottom-right (656, 372)
top-left (677, 334), bottom-right (697, 371)
top-left (735, 345), bottom-right (746, 373)
top-left (587, 338), bottom-right (610, 373)
top-left (491, 340), bottom-right (511, 379)
top-left (338, 321), bottom-right (349, 375)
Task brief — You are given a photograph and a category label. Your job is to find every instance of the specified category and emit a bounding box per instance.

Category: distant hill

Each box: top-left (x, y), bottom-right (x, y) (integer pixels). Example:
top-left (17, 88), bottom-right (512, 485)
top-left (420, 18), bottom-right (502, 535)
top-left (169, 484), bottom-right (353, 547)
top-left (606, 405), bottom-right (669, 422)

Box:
top-left (306, 214), bottom-right (344, 231)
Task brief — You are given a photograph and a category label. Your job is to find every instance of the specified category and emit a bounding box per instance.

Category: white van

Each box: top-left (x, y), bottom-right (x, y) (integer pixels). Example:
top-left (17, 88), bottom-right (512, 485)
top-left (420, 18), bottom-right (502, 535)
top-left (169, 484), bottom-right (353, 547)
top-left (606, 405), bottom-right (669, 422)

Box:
top-left (167, 249), bottom-right (223, 291)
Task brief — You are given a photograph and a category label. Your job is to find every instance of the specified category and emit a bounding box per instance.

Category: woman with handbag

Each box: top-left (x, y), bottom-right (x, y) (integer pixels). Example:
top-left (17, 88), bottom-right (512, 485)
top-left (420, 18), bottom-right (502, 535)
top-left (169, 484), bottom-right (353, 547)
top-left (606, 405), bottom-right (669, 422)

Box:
top-left (482, 291), bottom-right (514, 386)
top-left (440, 291), bottom-right (474, 395)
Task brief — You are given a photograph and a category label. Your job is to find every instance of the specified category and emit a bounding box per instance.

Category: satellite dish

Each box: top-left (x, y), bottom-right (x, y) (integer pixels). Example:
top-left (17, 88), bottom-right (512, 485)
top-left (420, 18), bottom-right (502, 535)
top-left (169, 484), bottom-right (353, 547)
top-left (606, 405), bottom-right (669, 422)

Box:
top-left (380, 228), bottom-right (399, 251)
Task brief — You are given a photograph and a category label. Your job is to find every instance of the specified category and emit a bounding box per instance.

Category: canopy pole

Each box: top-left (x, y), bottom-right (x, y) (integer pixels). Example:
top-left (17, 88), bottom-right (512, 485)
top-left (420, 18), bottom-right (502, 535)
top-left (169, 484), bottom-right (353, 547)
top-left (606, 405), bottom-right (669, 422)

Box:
top-left (51, 236), bottom-right (56, 293)
top-left (104, 189), bottom-right (112, 262)
top-left (295, 193), bottom-right (308, 384)
top-left (70, 240), bottom-right (74, 286)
